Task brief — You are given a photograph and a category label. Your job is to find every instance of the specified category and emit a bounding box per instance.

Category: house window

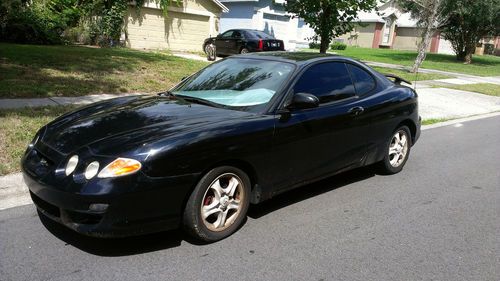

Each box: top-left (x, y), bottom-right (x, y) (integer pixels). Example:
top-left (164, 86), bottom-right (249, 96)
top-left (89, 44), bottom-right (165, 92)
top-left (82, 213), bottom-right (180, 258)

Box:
top-left (382, 18), bottom-right (392, 44)
top-left (263, 13), bottom-right (289, 22)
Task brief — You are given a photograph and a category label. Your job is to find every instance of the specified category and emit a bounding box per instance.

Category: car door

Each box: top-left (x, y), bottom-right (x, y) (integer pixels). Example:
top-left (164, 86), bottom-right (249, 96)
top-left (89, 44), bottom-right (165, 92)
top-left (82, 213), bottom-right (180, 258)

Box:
top-left (225, 30), bottom-right (244, 54)
top-left (214, 30), bottom-right (233, 55)
top-left (271, 61), bottom-right (372, 191)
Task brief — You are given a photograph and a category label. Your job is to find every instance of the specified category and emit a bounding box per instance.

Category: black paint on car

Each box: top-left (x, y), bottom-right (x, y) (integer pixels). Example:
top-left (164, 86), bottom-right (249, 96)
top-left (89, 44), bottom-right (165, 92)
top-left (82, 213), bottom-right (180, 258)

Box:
top-left (23, 52), bottom-right (420, 242)
top-left (203, 29), bottom-right (285, 56)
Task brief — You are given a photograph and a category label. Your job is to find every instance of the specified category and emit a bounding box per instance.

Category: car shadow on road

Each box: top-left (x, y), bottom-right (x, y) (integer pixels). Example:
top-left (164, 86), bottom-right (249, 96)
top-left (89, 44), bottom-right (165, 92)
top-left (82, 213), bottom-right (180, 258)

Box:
top-left (248, 166), bottom-right (376, 219)
top-left (38, 211), bottom-right (185, 256)
top-left (37, 166), bottom-right (376, 257)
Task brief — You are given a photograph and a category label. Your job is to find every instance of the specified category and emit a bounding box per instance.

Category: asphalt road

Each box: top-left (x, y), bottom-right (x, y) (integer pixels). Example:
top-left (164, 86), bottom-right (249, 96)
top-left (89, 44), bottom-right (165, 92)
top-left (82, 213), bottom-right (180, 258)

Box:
top-left (1, 116), bottom-right (499, 281)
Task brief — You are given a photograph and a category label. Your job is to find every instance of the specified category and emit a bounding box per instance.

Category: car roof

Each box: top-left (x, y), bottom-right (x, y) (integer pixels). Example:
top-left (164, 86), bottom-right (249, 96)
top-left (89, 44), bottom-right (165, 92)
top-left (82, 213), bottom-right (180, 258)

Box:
top-left (231, 51), bottom-right (355, 65)
top-left (230, 52), bottom-right (394, 88)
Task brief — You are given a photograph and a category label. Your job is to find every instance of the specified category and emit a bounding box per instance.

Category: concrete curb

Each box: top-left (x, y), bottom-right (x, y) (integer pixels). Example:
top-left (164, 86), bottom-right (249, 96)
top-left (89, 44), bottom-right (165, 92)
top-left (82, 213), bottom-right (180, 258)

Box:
top-left (1, 111), bottom-right (500, 211)
top-left (0, 173), bottom-right (30, 210)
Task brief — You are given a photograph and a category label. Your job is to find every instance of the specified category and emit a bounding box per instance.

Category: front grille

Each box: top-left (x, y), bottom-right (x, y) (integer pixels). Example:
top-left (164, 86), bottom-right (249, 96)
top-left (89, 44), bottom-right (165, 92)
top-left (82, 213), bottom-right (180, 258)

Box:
top-left (30, 191), bottom-right (60, 218)
top-left (65, 210), bottom-right (103, 225)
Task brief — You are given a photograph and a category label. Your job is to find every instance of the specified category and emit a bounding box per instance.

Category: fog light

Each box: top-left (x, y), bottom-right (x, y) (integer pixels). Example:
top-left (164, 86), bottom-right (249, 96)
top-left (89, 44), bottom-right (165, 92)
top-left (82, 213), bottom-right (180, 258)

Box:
top-left (65, 155), bottom-right (79, 176)
top-left (89, 203), bottom-right (109, 212)
top-left (84, 161), bottom-right (100, 180)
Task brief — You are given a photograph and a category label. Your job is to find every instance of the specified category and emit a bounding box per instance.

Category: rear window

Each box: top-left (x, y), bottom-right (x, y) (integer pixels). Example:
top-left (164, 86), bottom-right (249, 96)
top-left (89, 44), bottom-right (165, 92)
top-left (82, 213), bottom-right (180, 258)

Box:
top-left (249, 31), bottom-right (274, 39)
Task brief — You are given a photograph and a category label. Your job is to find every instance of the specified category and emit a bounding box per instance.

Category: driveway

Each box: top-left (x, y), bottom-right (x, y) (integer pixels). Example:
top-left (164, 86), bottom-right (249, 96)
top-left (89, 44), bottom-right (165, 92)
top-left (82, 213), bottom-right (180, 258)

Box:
top-left (1, 116), bottom-right (499, 281)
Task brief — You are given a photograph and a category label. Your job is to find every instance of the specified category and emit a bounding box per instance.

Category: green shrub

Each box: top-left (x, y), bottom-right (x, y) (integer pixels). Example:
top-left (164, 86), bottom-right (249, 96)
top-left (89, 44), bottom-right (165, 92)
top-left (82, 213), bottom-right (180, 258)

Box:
top-left (0, 0), bottom-right (81, 44)
top-left (309, 42), bottom-right (320, 49)
top-left (0, 5), bottom-right (64, 44)
top-left (484, 43), bottom-right (495, 55)
top-left (330, 41), bottom-right (347, 50)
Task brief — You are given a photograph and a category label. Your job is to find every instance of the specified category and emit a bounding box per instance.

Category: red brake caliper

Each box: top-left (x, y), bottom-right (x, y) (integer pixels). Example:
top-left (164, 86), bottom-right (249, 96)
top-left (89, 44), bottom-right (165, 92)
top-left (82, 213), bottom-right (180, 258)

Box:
top-left (204, 196), bottom-right (213, 206)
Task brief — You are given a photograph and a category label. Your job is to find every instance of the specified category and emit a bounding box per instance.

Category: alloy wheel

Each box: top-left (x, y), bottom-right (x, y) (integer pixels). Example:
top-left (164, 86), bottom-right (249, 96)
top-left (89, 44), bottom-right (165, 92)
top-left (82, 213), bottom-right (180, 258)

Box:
top-left (200, 173), bottom-right (244, 232)
top-left (388, 130), bottom-right (409, 167)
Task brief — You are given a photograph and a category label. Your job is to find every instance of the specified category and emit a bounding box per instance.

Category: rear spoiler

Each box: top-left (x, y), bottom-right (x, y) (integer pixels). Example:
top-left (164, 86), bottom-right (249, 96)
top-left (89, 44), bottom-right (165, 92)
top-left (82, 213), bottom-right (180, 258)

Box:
top-left (384, 74), bottom-right (412, 85)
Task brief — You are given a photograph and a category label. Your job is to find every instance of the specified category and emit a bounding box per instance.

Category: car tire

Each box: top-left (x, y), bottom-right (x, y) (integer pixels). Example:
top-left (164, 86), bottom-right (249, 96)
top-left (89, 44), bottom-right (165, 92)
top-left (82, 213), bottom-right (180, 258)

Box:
top-left (378, 126), bottom-right (412, 175)
top-left (183, 166), bottom-right (251, 242)
top-left (240, 48), bottom-right (249, 54)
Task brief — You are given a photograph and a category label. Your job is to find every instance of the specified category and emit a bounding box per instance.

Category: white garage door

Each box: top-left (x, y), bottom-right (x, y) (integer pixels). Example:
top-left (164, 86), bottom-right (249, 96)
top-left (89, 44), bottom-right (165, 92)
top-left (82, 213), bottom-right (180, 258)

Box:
top-left (262, 13), bottom-right (293, 50)
top-left (126, 7), bottom-right (210, 51)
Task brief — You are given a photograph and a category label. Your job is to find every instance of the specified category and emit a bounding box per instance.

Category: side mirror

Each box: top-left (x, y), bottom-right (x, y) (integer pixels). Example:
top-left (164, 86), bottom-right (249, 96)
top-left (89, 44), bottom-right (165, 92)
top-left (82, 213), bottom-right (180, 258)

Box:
top-left (216, 34), bottom-right (222, 38)
top-left (286, 93), bottom-right (319, 110)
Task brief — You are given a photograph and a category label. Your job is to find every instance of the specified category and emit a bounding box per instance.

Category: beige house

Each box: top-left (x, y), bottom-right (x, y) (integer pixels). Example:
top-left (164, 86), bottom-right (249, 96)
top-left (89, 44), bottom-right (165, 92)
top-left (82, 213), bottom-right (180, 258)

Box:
top-left (336, 0), bottom-right (453, 54)
top-left (125, 0), bottom-right (228, 51)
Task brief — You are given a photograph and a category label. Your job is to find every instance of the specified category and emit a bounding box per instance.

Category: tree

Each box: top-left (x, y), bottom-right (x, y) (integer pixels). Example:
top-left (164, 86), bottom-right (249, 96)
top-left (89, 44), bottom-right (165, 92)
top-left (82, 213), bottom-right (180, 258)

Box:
top-left (398, 0), bottom-right (446, 72)
top-left (285, 0), bottom-right (378, 53)
top-left (440, 0), bottom-right (500, 64)
top-left (78, 0), bottom-right (179, 46)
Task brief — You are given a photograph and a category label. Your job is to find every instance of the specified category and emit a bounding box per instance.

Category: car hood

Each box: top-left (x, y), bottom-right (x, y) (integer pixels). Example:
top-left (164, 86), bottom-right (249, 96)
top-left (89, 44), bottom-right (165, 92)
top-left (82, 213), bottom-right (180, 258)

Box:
top-left (41, 95), bottom-right (253, 155)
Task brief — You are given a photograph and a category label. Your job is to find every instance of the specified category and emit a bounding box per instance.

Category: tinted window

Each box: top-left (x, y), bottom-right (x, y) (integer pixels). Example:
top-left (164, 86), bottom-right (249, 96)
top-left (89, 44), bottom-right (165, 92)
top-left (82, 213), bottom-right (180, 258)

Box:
top-left (294, 62), bottom-right (355, 104)
top-left (250, 30), bottom-right (274, 39)
top-left (347, 64), bottom-right (376, 95)
top-left (221, 31), bottom-right (234, 38)
top-left (232, 31), bottom-right (243, 38)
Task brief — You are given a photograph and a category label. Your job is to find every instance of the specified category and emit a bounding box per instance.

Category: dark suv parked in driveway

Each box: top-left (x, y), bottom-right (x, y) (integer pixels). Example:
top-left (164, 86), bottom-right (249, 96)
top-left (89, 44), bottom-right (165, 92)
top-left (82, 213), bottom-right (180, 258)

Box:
top-left (203, 29), bottom-right (285, 56)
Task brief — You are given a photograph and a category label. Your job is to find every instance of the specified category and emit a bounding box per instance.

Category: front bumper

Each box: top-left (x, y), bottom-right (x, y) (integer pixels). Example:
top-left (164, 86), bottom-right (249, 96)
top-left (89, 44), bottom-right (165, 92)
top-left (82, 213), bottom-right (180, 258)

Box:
top-left (24, 170), bottom-right (198, 238)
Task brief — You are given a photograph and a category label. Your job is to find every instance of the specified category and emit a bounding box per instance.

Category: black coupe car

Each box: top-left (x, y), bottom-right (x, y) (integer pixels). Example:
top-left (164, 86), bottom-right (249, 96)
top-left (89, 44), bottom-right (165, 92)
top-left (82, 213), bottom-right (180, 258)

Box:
top-left (23, 52), bottom-right (420, 242)
top-left (203, 29), bottom-right (285, 56)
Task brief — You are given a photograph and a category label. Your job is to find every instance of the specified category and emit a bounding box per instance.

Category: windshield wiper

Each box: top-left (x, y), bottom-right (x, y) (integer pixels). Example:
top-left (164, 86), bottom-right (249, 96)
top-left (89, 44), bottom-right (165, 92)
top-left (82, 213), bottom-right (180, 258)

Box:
top-left (158, 90), bottom-right (175, 97)
top-left (175, 95), bottom-right (223, 108)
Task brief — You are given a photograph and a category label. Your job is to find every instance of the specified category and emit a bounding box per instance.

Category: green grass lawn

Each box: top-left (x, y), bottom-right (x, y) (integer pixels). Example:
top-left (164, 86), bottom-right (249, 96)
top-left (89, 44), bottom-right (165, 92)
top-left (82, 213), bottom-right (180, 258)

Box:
top-left (0, 106), bottom-right (77, 175)
top-left (0, 43), bottom-right (209, 99)
top-left (437, 83), bottom-right (500, 97)
top-left (301, 47), bottom-right (500, 77)
top-left (335, 47), bottom-right (500, 77)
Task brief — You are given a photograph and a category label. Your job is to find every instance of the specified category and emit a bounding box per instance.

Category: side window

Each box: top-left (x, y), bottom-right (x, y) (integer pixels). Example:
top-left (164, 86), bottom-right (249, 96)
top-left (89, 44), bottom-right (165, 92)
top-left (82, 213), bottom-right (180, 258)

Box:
top-left (293, 62), bottom-right (355, 104)
top-left (221, 31), bottom-right (233, 38)
top-left (347, 64), bottom-right (376, 95)
top-left (232, 31), bottom-right (243, 39)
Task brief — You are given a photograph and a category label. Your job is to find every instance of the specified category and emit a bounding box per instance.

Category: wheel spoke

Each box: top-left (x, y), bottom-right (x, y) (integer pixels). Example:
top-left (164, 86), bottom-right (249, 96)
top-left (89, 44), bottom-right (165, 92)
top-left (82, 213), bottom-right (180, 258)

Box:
top-left (224, 177), bottom-right (239, 197)
top-left (227, 199), bottom-right (240, 211)
top-left (389, 147), bottom-right (398, 155)
top-left (389, 153), bottom-right (398, 166)
top-left (214, 210), bottom-right (228, 228)
top-left (400, 135), bottom-right (407, 146)
top-left (210, 180), bottom-right (223, 199)
top-left (394, 133), bottom-right (400, 144)
top-left (202, 205), bottom-right (221, 219)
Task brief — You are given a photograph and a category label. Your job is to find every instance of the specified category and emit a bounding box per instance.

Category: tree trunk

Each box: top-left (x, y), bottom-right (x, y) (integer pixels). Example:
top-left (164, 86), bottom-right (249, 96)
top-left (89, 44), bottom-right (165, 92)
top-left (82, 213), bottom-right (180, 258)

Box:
top-left (411, 29), bottom-right (433, 73)
top-left (464, 52), bottom-right (473, 64)
top-left (411, 0), bottom-right (440, 73)
top-left (456, 45), bottom-right (474, 64)
top-left (320, 37), bottom-right (330, 53)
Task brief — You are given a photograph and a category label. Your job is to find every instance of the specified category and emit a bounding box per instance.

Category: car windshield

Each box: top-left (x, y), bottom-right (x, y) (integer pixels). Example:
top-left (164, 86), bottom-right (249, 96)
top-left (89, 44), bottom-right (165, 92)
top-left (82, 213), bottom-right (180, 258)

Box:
top-left (172, 58), bottom-right (295, 112)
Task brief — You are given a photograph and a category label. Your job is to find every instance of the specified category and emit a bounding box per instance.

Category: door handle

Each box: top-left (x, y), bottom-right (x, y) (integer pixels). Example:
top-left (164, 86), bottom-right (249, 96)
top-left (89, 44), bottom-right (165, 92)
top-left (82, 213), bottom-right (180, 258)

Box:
top-left (348, 106), bottom-right (364, 116)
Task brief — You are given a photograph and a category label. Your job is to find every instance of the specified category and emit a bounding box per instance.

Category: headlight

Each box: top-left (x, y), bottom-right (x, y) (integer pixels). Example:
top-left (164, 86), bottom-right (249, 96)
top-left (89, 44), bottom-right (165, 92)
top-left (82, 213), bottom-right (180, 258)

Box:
top-left (84, 161), bottom-right (100, 180)
top-left (65, 155), bottom-right (79, 176)
top-left (98, 158), bottom-right (142, 178)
